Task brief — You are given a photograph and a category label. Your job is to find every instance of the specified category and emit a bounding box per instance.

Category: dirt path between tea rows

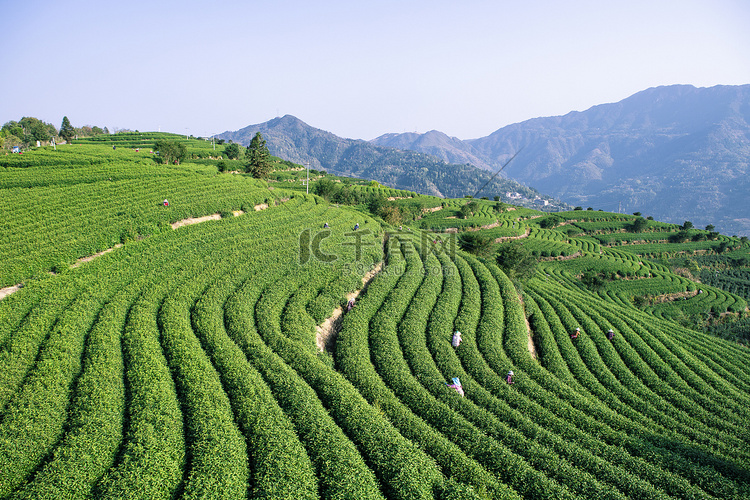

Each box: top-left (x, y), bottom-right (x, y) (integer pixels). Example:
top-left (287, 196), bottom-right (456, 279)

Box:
top-left (316, 262), bottom-right (383, 352)
top-left (0, 205), bottom-right (271, 301)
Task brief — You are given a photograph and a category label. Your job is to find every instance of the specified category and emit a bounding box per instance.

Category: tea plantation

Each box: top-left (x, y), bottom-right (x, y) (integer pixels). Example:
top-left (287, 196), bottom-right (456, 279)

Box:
top-left (1, 137), bottom-right (749, 499)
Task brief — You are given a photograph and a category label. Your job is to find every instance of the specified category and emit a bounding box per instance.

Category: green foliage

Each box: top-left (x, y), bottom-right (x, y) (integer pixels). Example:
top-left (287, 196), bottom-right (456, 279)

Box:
top-left (580, 270), bottom-right (608, 291)
top-left (538, 214), bottom-right (563, 229)
top-left (630, 216), bottom-right (648, 232)
top-left (2, 141), bottom-right (750, 500)
top-left (245, 132), bottom-right (272, 179)
top-left (154, 139), bottom-right (187, 165)
top-left (496, 240), bottom-right (537, 282)
top-left (457, 232), bottom-right (495, 257)
top-left (223, 143), bottom-right (242, 160)
top-left (59, 116), bottom-right (75, 143)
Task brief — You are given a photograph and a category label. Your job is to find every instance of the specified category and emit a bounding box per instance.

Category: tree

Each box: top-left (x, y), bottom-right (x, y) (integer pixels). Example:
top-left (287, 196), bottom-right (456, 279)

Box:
top-left (378, 205), bottom-right (402, 226)
top-left (669, 230), bottom-right (691, 243)
top-left (496, 240), bottom-right (537, 282)
top-left (154, 139), bottom-right (187, 165)
top-left (681, 221), bottom-right (694, 230)
top-left (458, 232), bottom-right (495, 257)
top-left (630, 217), bottom-right (648, 232)
top-left (538, 215), bottom-right (562, 229)
top-left (59, 116), bottom-right (75, 143)
top-left (246, 132), bottom-right (272, 179)
top-left (19, 117), bottom-right (55, 145)
top-left (633, 212), bottom-right (642, 216)
top-left (223, 143), bottom-right (242, 160)
top-left (581, 270), bottom-right (607, 291)
top-left (705, 224), bottom-right (715, 232)
top-left (313, 178), bottom-right (337, 200)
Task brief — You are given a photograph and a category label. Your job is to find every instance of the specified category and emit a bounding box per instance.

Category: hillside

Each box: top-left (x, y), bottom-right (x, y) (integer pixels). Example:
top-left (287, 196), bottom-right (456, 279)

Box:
top-left (372, 85), bottom-right (750, 237)
top-left (217, 115), bottom-right (566, 209)
top-left (1, 138), bottom-right (750, 499)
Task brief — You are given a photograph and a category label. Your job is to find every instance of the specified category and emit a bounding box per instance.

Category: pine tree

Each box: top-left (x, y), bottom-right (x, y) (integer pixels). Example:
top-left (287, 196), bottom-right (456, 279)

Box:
top-left (245, 132), bottom-right (271, 179)
top-left (59, 116), bottom-right (75, 143)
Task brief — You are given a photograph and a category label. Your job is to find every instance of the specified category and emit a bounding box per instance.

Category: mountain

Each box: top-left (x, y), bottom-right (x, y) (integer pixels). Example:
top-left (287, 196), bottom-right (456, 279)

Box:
top-left (372, 85), bottom-right (750, 236)
top-left (372, 130), bottom-right (494, 170)
top-left (217, 115), bottom-right (566, 208)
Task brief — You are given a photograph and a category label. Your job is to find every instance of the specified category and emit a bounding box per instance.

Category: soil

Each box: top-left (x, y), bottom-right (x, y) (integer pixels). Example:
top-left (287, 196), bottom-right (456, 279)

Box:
top-left (0, 285), bottom-right (22, 300)
top-left (519, 294), bottom-right (538, 360)
top-left (495, 228), bottom-right (531, 243)
top-left (316, 262), bottom-right (383, 352)
top-left (171, 213), bottom-right (222, 229)
top-left (70, 244), bottom-right (123, 268)
top-left (538, 251), bottom-right (582, 262)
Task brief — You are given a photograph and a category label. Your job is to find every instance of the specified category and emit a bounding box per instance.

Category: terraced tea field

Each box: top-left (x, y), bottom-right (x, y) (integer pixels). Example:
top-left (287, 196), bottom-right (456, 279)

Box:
top-left (1, 141), bottom-right (749, 499)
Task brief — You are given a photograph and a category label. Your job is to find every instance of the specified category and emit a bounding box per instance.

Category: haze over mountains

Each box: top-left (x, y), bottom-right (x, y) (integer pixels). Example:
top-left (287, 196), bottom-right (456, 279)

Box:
top-left (220, 84), bottom-right (750, 236)
top-left (218, 116), bottom-right (565, 209)
top-left (374, 85), bottom-right (750, 236)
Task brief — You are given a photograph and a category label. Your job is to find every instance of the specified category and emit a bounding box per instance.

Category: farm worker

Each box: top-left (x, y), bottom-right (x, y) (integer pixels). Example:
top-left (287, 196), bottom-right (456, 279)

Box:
top-left (347, 299), bottom-right (355, 311)
top-left (452, 331), bottom-right (462, 347)
top-left (571, 327), bottom-right (580, 339)
top-left (607, 329), bottom-right (614, 340)
top-left (324, 222), bottom-right (329, 228)
top-left (354, 223), bottom-right (359, 230)
top-left (163, 199), bottom-right (169, 207)
top-left (506, 370), bottom-right (514, 384)
top-left (446, 377), bottom-right (464, 397)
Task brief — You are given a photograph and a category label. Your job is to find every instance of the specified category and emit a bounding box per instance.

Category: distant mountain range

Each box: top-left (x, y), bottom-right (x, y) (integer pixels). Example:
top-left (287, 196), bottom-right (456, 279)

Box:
top-left (217, 116), bottom-right (565, 209)
top-left (219, 84), bottom-right (750, 236)
top-left (372, 84), bottom-right (750, 236)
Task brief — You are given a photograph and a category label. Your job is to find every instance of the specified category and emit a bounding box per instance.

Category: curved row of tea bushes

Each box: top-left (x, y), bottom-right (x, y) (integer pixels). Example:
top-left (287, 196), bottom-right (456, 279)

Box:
top-left (0, 157), bottom-right (281, 286)
top-left (406, 251), bottom-right (641, 499)
top-left (480, 269), bottom-right (743, 498)
top-left (0, 269), bottom-right (135, 496)
top-left (227, 275), bottom-right (392, 500)
top-left (255, 259), bottom-right (455, 500)
top-left (449, 255), bottom-right (711, 499)
top-left (530, 283), bottom-right (743, 458)
top-left (335, 239), bottom-right (518, 499)
top-left (533, 280), bottom-right (750, 452)
top-left (522, 288), bottom-right (750, 498)
top-left (361, 239), bottom-right (577, 499)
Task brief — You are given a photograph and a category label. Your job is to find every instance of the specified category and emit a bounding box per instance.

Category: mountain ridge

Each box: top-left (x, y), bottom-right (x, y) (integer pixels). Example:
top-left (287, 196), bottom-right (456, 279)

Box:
top-left (219, 84), bottom-right (750, 235)
top-left (371, 84), bottom-right (750, 236)
top-left (217, 115), bottom-right (566, 208)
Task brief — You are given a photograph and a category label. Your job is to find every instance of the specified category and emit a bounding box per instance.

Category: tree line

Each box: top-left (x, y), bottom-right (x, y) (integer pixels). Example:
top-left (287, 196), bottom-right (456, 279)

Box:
top-left (1, 116), bottom-right (109, 150)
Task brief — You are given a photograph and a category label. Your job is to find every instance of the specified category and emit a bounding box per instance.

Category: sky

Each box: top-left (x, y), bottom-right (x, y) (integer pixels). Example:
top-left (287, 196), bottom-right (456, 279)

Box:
top-left (2, 0), bottom-right (749, 141)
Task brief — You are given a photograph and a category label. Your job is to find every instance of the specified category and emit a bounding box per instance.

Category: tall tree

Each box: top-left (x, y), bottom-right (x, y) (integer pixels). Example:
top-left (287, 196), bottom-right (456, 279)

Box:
top-left (245, 132), bottom-right (272, 179)
top-left (59, 116), bottom-right (75, 143)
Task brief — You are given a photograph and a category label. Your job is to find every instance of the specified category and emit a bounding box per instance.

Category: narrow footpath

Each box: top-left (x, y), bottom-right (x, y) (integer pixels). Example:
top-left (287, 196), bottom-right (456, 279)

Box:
top-left (316, 262), bottom-right (383, 352)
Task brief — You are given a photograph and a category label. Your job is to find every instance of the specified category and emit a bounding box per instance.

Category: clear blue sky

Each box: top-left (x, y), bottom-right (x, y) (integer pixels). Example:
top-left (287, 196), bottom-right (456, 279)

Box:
top-left (3, 0), bottom-right (749, 140)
